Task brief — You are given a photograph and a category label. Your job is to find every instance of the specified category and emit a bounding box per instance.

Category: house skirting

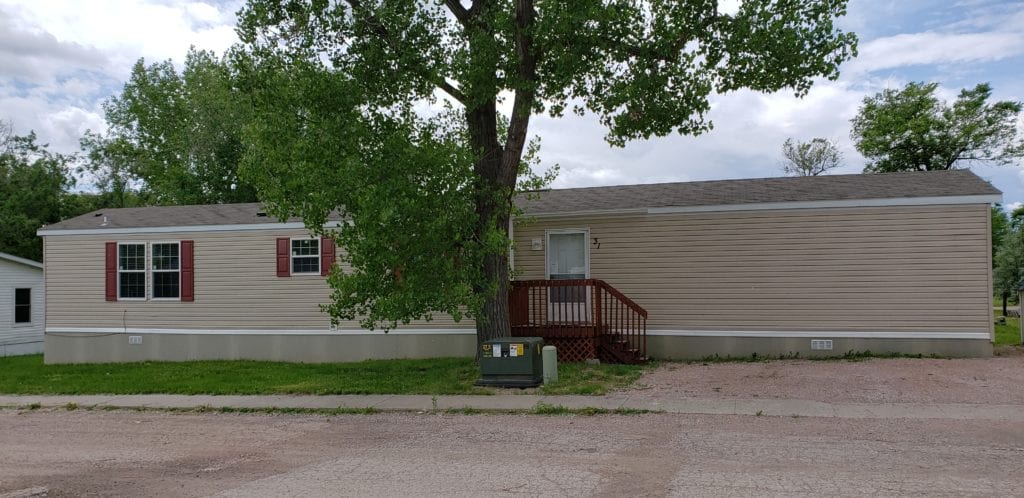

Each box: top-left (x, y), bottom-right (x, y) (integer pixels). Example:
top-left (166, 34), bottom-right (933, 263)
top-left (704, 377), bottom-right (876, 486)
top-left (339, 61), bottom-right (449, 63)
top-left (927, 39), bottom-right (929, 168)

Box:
top-left (43, 329), bottom-right (477, 364)
top-left (647, 333), bottom-right (992, 360)
top-left (1, 340), bottom-right (44, 357)
top-left (43, 328), bottom-right (992, 363)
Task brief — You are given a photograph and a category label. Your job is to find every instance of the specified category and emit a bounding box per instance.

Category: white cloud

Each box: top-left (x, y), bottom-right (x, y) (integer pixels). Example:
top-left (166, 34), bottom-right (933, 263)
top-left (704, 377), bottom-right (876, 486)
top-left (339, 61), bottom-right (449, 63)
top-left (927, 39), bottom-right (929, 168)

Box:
top-left (0, 0), bottom-right (1022, 208)
top-left (0, 0), bottom-right (242, 153)
top-left (847, 31), bottom-right (1024, 75)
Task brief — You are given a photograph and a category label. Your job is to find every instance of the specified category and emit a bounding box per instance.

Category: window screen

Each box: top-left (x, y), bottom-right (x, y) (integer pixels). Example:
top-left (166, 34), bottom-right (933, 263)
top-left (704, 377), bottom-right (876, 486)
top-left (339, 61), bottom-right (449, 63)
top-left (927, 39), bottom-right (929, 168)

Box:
top-left (119, 244), bottom-right (146, 298)
top-left (291, 239), bottom-right (320, 274)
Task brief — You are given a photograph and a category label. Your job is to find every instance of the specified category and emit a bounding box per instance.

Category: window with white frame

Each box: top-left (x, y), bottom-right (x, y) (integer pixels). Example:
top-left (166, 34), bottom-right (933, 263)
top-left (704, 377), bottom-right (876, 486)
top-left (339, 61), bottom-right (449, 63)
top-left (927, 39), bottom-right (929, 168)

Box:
top-left (118, 243), bottom-right (146, 299)
top-left (291, 238), bottom-right (320, 274)
top-left (14, 288), bottom-right (31, 324)
top-left (151, 242), bottom-right (180, 299)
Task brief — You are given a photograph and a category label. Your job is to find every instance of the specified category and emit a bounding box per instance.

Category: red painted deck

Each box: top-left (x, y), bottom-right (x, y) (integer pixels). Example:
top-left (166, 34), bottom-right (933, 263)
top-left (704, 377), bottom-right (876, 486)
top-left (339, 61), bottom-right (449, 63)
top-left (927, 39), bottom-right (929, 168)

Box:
top-left (509, 280), bottom-right (647, 363)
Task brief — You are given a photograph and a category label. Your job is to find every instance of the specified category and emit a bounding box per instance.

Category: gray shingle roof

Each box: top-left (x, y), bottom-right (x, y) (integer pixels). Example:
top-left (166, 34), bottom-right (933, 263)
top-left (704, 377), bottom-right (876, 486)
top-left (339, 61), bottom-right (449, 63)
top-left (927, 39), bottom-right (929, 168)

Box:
top-left (43, 170), bottom-right (999, 231)
top-left (42, 203), bottom-right (297, 231)
top-left (517, 169), bottom-right (1000, 215)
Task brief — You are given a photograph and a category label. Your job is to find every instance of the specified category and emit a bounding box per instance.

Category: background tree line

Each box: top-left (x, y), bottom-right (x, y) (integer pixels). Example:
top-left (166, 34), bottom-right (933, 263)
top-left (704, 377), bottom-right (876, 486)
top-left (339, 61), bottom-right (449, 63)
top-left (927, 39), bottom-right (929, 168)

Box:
top-left (3, 1), bottom-right (1020, 342)
top-left (779, 81), bottom-right (1023, 310)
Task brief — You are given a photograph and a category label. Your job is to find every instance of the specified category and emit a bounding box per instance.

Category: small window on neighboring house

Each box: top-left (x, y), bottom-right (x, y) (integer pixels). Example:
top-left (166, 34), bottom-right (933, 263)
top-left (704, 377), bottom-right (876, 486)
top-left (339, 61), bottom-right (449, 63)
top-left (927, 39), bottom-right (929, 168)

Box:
top-left (151, 242), bottom-right (180, 299)
top-left (118, 243), bottom-right (146, 299)
top-left (14, 288), bottom-right (31, 324)
top-left (291, 239), bottom-right (320, 274)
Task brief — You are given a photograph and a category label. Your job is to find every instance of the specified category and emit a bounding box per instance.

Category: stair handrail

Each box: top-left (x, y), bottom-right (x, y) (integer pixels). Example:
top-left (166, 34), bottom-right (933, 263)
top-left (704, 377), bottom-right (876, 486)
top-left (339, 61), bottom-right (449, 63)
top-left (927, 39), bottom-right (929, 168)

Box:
top-left (592, 279), bottom-right (648, 318)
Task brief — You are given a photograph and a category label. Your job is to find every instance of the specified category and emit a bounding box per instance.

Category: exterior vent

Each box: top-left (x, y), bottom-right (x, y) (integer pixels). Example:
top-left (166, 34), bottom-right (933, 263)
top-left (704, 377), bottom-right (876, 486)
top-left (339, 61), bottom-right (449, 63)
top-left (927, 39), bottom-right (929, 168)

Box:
top-left (810, 339), bottom-right (833, 351)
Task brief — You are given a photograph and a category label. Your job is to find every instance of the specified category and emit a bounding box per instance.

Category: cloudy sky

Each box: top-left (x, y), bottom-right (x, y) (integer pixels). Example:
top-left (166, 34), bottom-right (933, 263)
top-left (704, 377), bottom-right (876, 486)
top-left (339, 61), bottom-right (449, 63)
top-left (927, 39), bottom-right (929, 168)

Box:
top-left (2, 0), bottom-right (1023, 205)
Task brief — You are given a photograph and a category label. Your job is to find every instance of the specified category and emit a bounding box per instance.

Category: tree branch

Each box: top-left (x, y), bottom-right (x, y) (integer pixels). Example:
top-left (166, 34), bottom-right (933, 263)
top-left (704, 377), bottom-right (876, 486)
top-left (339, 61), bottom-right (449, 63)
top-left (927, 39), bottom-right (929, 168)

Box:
top-left (500, 0), bottom-right (538, 186)
top-left (438, 79), bottom-right (468, 104)
top-left (444, 0), bottom-right (472, 27)
top-left (345, 0), bottom-right (468, 105)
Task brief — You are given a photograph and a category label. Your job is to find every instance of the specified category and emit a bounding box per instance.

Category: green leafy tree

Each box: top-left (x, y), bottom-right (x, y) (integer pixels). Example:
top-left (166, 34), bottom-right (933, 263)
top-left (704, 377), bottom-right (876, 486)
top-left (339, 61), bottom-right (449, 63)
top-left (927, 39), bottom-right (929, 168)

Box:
top-left (995, 227), bottom-right (1024, 317)
top-left (236, 0), bottom-right (858, 343)
top-left (851, 82), bottom-right (1024, 172)
top-left (0, 130), bottom-right (75, 261)
top-left (992, 205), bottom-right (1011, 314)
top-left (85, 48), bottom-right (257, 205)
top-left (781, 137), bottom-right (842, 176)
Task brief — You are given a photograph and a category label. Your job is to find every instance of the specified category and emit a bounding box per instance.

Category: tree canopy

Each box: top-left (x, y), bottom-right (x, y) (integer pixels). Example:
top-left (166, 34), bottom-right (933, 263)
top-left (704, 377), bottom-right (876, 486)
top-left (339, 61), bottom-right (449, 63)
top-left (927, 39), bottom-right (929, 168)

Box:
top-left (781, 137), bottom-right (842, 176)
top-left (83, 48), bottom-right (257, 205)
top-left (236, 0), bottom-right (858, 341)
top-left (0, 126), bottom-right (84, 261)
top-left (851, 82), bottom-right (1024, 173)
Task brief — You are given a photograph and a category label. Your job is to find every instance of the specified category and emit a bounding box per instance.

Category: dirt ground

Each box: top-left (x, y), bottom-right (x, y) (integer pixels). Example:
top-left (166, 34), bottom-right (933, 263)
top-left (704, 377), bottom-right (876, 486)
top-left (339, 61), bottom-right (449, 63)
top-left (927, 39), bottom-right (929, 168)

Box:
top-left (627, 355), bottom-right (1024, 404)
top-left (1, 409), bottom-right (1022, 497)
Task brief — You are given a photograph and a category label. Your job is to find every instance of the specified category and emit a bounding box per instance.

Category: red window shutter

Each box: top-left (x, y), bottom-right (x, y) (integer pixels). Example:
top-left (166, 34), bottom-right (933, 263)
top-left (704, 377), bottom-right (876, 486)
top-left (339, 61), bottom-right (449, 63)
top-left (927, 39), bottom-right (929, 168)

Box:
top-left (321, 237), bottom-right (336, 276)
top-left (105, 242), bottom-right (117, 301)
top-left (180, 240), bottom-right (194, 302)
top-left (276, 238), bottom-right (290, 277)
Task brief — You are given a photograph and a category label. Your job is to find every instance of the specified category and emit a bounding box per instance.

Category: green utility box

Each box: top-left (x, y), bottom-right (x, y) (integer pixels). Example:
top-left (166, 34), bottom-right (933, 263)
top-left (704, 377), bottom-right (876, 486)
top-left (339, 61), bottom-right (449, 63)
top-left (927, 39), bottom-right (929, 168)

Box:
top-left (475, 337), bottom-right (545, 388)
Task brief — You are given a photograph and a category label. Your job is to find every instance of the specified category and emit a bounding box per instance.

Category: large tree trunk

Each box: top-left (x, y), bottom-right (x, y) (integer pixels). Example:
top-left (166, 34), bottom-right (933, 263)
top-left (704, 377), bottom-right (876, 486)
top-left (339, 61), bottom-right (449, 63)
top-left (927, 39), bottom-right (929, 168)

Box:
top-left (467, 103), bottom-right (513, 353)
top-left (462, 0), bottom-right (537, 356)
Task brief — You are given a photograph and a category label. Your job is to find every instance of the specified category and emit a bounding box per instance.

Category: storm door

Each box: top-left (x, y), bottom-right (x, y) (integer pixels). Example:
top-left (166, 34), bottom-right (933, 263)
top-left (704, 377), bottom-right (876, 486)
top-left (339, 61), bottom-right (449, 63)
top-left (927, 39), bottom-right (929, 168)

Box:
top-left (546, 230), bottom-right (590, 323)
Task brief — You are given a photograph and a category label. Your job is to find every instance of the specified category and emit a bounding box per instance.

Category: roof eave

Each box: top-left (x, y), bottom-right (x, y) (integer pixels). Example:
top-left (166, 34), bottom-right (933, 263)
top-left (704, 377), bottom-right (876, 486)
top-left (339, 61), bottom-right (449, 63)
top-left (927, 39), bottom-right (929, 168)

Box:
top-left (0, 252), bottom-right (44, 269)
top-left (522, 193), bottom-right (1002, 218)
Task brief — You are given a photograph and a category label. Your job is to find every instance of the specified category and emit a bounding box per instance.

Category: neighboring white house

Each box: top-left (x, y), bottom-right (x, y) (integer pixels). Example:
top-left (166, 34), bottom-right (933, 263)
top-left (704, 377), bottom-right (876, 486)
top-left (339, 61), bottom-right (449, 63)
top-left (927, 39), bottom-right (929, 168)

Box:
top-left (0, 252), bottom-right (44, 356)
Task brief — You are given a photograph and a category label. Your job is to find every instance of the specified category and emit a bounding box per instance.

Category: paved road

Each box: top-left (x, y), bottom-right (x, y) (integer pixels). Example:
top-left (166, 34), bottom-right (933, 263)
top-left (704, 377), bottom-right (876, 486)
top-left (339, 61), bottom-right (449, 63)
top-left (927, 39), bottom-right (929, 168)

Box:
top-left (2, 410), bottom-right (1022, 497)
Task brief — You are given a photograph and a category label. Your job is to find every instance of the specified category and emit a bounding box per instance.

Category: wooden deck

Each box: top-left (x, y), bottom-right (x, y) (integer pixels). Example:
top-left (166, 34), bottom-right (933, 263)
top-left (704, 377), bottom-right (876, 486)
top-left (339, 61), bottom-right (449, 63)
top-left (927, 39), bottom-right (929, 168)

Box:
top-left (509, 279), bottom-right (647, 363)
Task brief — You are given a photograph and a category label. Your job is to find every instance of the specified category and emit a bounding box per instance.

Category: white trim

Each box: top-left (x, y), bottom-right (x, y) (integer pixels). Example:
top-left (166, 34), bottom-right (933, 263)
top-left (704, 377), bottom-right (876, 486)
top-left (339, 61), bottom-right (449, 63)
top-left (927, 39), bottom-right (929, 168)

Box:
top-left (11, 287), bottom-right (33, 326)
top-left (116, 242), bottom-right (147, 301)
top-left (544, 228), bottom-right (591, 279)
top-left (646, 195), bottom-right (1002, 214)
top-left (45, 327), bottom-right (476, 336)
top-left (647, 329), bottom-right (991, 340)
top-left (289, 236), bottom-right (321, 276)
top-left (44, 327), bottom-right (988, 340)
top-left (528, 208), bottom-right (647, 219)
top-left (525, 194), bottom-right (1001, 219)
top-left (149, 241), bottom-right (182, 301)
top-left (0, 252), bottom-right (43, 269)
top-left (37, 221), bottom-right (344, 237)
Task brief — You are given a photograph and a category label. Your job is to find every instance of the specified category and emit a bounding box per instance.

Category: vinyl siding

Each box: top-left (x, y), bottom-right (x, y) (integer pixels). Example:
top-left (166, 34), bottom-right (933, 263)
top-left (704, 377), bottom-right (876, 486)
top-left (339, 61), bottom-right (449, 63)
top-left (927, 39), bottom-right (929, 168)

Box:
top-left (44, 229), bottom-right (473, 330)
top-left (513, 204), bottom-right (993, 335)
top-left (0, 260), bottom-right (44, 350)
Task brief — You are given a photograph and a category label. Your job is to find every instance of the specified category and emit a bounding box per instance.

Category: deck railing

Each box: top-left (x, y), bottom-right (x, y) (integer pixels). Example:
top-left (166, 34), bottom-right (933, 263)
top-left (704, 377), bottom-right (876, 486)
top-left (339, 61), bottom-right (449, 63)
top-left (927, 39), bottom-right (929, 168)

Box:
top-left (509, 279), bottom-right (647, 362)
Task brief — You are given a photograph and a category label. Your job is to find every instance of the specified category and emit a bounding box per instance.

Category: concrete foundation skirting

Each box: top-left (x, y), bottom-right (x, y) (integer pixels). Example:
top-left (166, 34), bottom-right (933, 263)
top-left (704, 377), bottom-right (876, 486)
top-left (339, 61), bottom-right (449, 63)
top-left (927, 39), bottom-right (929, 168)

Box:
top-left (647, 335), bottom-right (993, 360)
top-left (44, 333), bottom-right (477, 364)
top-left (1, 341), bottom-right (44, 357)
top-left (44, 331), bottom-right (993, 363)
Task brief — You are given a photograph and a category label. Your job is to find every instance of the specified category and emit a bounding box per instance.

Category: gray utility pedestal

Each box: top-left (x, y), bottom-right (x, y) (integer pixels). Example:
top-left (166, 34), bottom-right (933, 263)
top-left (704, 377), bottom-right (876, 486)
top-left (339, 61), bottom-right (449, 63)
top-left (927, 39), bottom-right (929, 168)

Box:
top-left (475, 337), bottom-right (545, 388)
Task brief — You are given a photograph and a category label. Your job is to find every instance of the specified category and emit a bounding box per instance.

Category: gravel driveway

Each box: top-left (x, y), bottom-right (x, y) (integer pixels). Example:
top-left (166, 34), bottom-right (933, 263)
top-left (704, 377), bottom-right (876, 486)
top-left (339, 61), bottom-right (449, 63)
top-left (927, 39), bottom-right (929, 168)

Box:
top-left (3, 356), bottom-right (1023, 496)
top-left (627, 356), bottom-right (1024, 404)
top-left (1, 410), bottom-right (1022, 497)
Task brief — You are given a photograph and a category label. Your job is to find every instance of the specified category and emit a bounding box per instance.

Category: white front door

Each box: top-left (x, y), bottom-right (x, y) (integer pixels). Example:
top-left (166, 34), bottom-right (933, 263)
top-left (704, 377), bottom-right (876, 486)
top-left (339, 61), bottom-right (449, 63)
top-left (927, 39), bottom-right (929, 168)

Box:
top-left (546, 230), bottom-right (590, 323)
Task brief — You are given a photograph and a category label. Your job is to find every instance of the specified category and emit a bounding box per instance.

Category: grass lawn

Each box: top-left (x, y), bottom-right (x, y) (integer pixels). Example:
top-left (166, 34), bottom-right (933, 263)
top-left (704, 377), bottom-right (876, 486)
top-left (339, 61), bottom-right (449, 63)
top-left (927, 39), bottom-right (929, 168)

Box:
top-left (0, 355), bottom-right (648, 396)
top-left (995, 315), bottom-right (1022, 346)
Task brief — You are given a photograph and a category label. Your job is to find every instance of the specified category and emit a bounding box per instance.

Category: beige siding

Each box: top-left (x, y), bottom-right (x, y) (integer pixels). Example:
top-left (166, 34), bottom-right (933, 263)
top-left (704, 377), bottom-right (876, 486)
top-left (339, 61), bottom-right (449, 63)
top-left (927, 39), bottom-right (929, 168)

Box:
top-left (0, 260), bottom-right (44, 353)
top-left (44, 229), bottom-right (473, 330)
top-left (513, 204), bottom-right (993, 334)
